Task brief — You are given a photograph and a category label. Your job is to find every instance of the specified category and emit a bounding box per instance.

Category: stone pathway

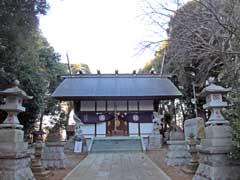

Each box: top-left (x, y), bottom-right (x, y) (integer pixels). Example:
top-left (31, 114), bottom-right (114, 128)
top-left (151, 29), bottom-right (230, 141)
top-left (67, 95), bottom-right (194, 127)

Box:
top-left (64, 152), bottom-right (171, 180)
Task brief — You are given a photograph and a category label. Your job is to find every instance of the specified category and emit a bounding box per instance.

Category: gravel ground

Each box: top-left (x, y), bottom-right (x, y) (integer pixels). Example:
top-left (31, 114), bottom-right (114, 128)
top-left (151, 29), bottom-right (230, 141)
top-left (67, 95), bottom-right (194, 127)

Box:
top-left (146, 146), bottom-right (194, 180)
top-left (48, 152), bottom-right (87, 180)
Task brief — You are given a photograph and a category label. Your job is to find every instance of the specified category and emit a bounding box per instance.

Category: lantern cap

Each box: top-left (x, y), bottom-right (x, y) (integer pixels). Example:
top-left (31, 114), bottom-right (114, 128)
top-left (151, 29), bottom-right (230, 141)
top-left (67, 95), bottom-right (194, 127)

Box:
top-left (0, 80), bottom-right (33, 99)
top-left (200, 77), bottom-right (231, 96)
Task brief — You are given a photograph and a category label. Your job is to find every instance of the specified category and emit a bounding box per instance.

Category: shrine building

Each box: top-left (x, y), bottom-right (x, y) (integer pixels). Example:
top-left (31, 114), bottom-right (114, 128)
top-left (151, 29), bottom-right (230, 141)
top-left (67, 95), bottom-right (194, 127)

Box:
top-left (52, 72), bottom-right (182, 138)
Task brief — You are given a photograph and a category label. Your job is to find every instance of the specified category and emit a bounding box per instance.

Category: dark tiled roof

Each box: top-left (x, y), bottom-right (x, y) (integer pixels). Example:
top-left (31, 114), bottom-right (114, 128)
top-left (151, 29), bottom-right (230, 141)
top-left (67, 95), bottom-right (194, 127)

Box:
top-left (52, 74), bottom-right (182, 100)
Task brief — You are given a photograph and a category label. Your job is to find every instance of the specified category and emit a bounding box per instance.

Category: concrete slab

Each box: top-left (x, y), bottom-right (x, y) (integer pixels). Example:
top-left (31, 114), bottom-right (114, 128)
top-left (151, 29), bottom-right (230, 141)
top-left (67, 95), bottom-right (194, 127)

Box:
top-left (64, 152), bottom-right (171, 180)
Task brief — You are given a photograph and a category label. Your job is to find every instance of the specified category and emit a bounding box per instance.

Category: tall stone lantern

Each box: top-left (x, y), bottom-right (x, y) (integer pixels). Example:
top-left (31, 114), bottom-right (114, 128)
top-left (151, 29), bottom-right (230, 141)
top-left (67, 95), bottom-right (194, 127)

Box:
top-left (193, 78), bottom-right (240, 180)
top-left (0, 80), bottom-right (35, 180)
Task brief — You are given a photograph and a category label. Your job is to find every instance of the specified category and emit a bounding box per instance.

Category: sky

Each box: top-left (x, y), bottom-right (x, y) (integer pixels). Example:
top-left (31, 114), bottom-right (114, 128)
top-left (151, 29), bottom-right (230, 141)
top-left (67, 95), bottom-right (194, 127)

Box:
top-left (39, 0), bottom-right (187, 73)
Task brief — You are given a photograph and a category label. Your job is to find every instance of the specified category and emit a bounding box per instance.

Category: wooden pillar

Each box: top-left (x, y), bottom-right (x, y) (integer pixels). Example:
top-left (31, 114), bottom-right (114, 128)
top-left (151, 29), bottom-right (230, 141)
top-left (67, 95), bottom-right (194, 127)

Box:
top-left (105, 100), bottom-right (108, 135)
top-left (94, 101), bottom-right (97, 137)
top-left (94, 101), bottom-right (97, 112)
top-left (127, 100), bottom-right (129, 135)
top-left (79, 100), bottom-right (81, 112)
top-left (94, 123), bottom-right (97, 137)
top-left (105, 100), bottom-right (108, 111)
top-left (137, 101), bottom-right (140, 136)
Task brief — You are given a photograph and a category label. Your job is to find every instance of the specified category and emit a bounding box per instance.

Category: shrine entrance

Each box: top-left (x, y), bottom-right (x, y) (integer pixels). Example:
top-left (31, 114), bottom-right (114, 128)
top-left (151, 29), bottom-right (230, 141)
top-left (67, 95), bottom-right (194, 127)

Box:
top-left (106, 112), bottom-right (129, 136)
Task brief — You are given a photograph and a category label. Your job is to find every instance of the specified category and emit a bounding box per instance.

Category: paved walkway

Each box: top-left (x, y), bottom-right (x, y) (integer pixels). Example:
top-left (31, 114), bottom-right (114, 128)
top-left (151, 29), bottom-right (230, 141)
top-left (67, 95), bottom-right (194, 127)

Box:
top-left (64, 152), bottom-right (171, 180)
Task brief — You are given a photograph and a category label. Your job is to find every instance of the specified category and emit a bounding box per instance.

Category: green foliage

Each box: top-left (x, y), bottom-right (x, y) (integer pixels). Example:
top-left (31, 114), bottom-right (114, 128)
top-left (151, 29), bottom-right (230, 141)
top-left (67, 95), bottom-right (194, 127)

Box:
top-left (224, 86), bottom-right (240, 160)
top-left (0, 0), bottom-right (67, 133)
top-left (139, 40), bottom-right (168, 74)
top-left (138, 60), bottom-right (154, 73)
top-left (71, 63), bottom-right (91, 74)
top-left (143, 0), bottom-right (240, 157)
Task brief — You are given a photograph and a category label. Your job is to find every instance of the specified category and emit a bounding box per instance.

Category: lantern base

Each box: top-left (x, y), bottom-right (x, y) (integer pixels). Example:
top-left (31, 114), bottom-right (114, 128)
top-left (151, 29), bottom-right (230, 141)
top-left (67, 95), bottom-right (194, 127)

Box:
top-left (0, 155), bottom-right (35, 180)
top-left (0, 124), bottom-right (23, 129)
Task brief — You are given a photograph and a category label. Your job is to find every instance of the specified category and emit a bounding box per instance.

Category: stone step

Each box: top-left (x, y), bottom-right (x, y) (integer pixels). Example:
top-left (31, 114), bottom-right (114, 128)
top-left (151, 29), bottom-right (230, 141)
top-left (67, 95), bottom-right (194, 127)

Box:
top-left (91, 147), bottom-right (142, 150)
top-left (91, 150), bottom-right (143, 153)
top-left (91, 143), bottom-right (142, 146)
top-left (92, 146), bottom-right (141, 149)
top-left (90, 137), bottom-right (143, 152)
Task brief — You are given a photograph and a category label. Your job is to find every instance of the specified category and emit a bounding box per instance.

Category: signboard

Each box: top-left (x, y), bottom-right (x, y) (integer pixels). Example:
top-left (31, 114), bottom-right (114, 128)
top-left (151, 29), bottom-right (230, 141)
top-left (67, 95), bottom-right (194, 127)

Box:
top-left (74, 141), bottom-right (82, 153)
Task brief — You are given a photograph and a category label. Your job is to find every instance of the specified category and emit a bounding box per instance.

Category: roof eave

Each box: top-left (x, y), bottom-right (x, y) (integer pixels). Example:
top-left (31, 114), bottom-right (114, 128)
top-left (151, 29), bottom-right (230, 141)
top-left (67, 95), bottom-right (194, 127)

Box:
top-left (52, 95), bottom-right (182, 101)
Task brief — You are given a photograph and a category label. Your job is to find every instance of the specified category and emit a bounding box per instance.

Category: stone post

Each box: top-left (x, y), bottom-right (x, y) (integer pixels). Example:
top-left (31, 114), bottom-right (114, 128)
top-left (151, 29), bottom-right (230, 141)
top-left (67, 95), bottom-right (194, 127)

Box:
top-left (31, 132), bottom-right (50, 180)
top-left (193, 78), bottom-right (240, 180)
top-left (42, 124), bottom-right (68, 169)
top-left (164, 123), bottom-right (191, 166)
top-left (0, 80), bottom-right (35, 180)
top-left (148, 112), bottom-right (163, 150)
top-left (73, 113), bottom-right (87, 152)
top-left (182, 136), bottom-right (199, 174)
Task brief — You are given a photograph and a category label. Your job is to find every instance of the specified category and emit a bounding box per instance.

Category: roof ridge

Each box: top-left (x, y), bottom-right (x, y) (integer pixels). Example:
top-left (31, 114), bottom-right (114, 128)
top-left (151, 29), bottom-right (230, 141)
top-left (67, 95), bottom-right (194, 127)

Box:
top-left (61, 74), bottom-right (172, 79)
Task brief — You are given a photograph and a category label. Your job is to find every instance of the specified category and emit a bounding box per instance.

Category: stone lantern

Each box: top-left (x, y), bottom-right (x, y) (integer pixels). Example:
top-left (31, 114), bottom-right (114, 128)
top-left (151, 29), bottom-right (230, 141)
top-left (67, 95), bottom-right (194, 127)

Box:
top-left (200, 78), bottom-right (232, 148)
top-left (0, 80), bottom-right (32, 128)
top-left (193, 78), bottom-right (240, 180)
top-left (202, 78), bottom-right (231, 125)
top-left (0, 80), bottom-right (35, 180)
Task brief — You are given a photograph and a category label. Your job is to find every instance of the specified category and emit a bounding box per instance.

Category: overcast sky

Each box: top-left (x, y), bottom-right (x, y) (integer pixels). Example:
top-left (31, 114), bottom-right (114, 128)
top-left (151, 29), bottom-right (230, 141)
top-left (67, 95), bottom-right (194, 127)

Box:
top-left (39, 0), bottom-right (188, 73)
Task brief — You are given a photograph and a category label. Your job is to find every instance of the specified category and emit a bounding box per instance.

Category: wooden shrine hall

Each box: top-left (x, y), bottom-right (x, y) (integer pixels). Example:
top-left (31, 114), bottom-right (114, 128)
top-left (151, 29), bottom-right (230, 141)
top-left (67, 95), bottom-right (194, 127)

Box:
top-left (52, 72), bottom-right (182, 138)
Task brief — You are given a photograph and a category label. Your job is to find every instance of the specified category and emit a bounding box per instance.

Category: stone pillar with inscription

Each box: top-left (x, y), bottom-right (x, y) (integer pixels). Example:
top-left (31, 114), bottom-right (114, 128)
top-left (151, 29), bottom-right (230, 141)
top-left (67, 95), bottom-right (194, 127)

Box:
top-left (164, 123), bottom-right (191, 166)
top-left (0, 80), bottom-right (35, 180)
top-left (42, 124), bottom-right (68, 169)
top-left (193, 78), bottom-right (240, 180)
top-left (148, 112), bottom-right (163, 150)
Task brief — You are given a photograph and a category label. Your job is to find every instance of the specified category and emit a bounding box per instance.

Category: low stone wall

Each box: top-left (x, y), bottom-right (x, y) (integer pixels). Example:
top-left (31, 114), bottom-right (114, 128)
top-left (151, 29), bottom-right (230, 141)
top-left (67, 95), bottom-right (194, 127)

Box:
top-left (165, 140), bottom-right (191, 166)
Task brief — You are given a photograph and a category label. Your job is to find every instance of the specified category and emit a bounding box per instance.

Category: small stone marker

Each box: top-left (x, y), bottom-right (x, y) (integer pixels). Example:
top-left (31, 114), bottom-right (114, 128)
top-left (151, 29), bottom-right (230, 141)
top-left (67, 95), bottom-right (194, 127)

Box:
top-left (184, 117), bottom-right (205, 143)
top-left (148, 112), bottom-right (163, 150)
top-left (182, 137), bottom-right (199, 174)
top-left (42, 124), bottom-right (68, 169)
top-left (164, 124), bottom-right (191, 166)
top-left (0, 80), bottom-right (35, 180)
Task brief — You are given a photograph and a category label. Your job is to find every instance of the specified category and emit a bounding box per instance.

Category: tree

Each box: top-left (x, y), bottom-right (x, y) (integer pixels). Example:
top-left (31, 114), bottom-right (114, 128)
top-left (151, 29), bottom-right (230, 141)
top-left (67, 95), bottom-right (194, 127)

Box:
top-left (63, 63), bottom-right (91, 128)
top-left (71, 63), bottom-right (91, 74)
top-left (142, 0), bottom-right (240, 116)
top-left (142, 0), bottom-right (240, 158)
top-left (0, 0), bottom-right (67, 135)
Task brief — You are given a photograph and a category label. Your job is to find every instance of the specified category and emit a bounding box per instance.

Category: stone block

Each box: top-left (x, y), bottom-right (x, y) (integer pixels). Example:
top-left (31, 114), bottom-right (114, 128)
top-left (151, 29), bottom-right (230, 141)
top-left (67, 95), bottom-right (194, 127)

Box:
top-left (201, 138), bottom-right (232, 147)
top-left (0, 142), bottom-right (28, 153)
top-left (0, 157), bottom-right (35, 180)
top-left (169, 131), bottom-right (184, 140)
top-left (184, 117), bottom-right (205, 140)
top-left (165, 140), bottom-right (191, 166)
top-left (167, 140), bottom-right (186, 145)
top-left (193, 163), bottom-right (240, 180)
top-left (148, 135), bottom-right (162, 150)
top-left (42, 142), bottom-right (68, 169)
top-left (169, 144), bottom-right (187, 150)
top-left (194, 139), bottom-right (240, 180)
top-left (205, 125), bottom-right (232, 139)
top-left (0, 129), bottom-right (24, 142)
